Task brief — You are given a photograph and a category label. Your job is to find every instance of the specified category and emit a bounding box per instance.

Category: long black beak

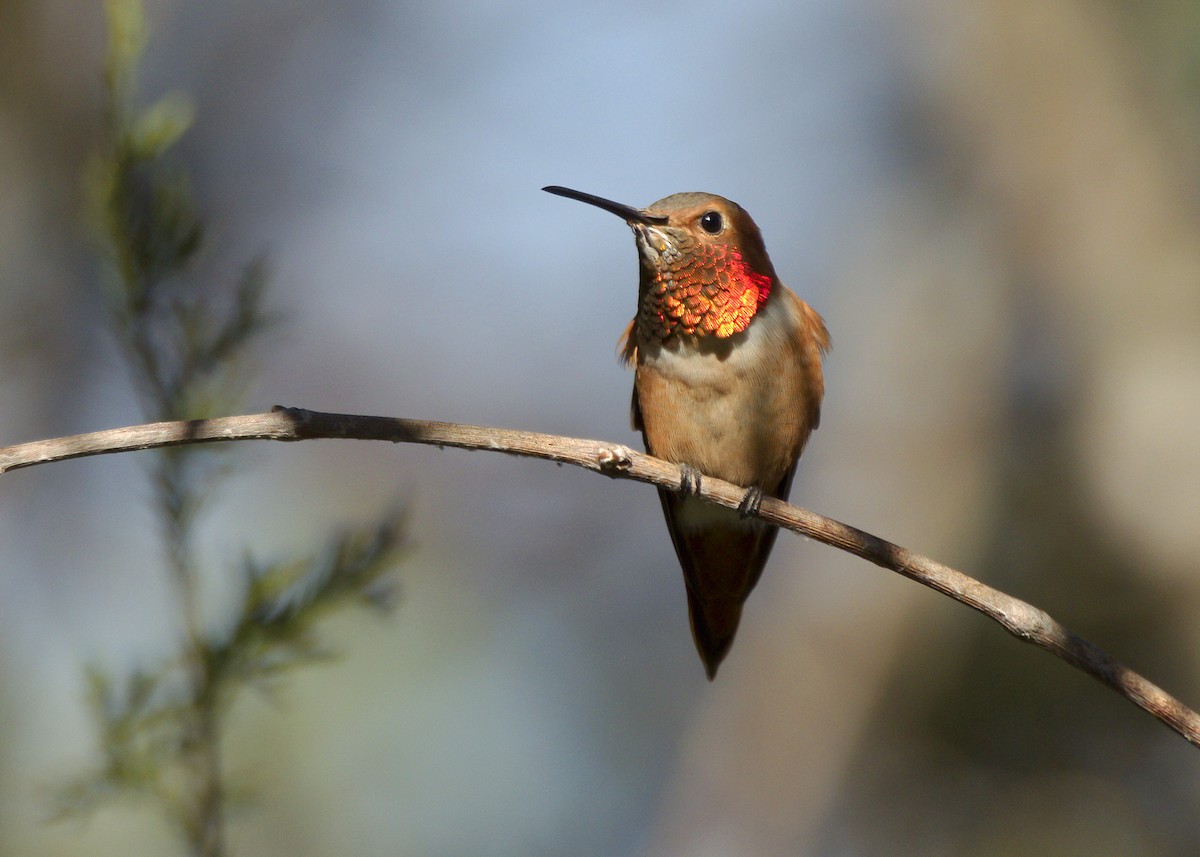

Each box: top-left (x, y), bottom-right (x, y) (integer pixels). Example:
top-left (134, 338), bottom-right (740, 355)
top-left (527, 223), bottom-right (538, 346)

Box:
top-left (543, 186), bottom-right (669, 225)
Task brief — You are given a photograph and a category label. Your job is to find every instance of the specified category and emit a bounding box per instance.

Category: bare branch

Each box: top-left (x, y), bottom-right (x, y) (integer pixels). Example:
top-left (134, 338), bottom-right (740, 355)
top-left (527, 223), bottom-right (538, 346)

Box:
top-left (3, 406), bottom-right (1197, 747)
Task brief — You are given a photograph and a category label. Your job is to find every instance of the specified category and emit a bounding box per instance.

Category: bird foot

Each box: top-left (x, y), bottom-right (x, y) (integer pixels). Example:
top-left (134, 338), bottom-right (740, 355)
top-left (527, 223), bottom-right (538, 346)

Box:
top-left (679, 464), bottom-right (703, 496)
top-left (738, 486), bottom-right (764, 519)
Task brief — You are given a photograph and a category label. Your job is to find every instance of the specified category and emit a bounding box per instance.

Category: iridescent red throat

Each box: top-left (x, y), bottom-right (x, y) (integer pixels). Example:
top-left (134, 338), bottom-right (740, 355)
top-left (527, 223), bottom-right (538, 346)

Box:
top-left (639, 244), bottom-right (772, 342)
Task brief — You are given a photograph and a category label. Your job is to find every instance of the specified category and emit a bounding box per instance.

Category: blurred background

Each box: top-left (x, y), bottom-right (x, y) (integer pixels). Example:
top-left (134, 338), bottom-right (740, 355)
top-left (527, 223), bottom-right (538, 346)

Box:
top-left (3, 0), bottom-right (1200, 854)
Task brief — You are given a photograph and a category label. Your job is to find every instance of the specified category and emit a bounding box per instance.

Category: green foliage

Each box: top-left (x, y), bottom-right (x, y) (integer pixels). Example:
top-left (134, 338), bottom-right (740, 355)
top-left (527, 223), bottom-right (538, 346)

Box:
top-left (59, 3), bottom-right (408, 854)
top-left (54, 516), bottom-right (406, 832)
top-left (219, 515), bottom-right (406, 694)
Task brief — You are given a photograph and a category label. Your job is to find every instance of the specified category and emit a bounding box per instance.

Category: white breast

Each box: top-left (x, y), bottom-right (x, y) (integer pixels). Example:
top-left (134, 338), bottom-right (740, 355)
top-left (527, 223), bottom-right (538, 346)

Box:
top-left (640, 289), bottom-right (803, 384)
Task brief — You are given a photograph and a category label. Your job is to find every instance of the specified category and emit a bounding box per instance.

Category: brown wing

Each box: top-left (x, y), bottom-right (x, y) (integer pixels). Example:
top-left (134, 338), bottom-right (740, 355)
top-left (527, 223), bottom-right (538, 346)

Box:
top-left (621, 319), bottom-right (643, 432)
top-left (617, 318), bottom-right (638, 367)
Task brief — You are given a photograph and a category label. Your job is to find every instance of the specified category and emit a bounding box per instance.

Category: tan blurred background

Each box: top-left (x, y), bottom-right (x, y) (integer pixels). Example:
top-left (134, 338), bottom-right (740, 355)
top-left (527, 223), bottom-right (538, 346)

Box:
top-left (3, 1), bottom-right (1200, 854)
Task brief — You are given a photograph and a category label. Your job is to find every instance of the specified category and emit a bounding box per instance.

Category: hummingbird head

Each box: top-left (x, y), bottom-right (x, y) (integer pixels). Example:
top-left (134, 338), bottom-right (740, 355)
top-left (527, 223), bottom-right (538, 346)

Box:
top-left (544, 186), bottom-right (778, 347)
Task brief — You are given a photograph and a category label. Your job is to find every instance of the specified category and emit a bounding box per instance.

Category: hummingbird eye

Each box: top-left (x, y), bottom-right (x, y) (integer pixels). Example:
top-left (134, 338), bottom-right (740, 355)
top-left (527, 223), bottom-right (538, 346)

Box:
top-left (699, 210), bottom-right (724, 235)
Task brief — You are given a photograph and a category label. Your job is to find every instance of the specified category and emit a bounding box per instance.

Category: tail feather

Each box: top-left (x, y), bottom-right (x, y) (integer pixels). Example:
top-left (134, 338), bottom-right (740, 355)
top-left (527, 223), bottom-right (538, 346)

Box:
top-left (686, 587), bottom-right (745, 680)
top-left (661, 490), bottom-right (785, 679)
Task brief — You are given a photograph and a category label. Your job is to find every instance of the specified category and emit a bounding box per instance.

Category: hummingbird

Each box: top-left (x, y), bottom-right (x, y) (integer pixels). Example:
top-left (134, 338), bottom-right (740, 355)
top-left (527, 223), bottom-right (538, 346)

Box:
top-left (544, 185), bottom-right (829, 679)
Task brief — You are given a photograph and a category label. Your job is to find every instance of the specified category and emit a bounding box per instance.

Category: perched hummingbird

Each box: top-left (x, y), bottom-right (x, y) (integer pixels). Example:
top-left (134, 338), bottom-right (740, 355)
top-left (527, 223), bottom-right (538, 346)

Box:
top-left (544, 186), bottom-right (829, 679)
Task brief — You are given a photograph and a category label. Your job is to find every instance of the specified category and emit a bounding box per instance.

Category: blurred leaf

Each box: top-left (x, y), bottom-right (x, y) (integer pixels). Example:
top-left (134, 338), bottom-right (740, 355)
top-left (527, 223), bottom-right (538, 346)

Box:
top-left (218, 511), bottom-right (407, 694)
top-left (102, 0), bottom-right (146, 102)
top-left (129, 93), bottom-right (194, 161)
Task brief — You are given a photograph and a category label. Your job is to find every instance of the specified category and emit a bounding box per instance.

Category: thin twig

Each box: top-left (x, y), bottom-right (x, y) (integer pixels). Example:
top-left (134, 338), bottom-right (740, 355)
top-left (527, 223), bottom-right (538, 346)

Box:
top-left (3, 406), bottom-right (1197, 747)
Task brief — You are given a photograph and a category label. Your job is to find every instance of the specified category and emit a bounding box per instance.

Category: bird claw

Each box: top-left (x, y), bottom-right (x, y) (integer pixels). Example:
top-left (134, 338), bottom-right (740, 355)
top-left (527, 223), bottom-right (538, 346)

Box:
top-left (679, 464), bottom-right (703, 496)
top-left (738, 486), bottom-right (764, 518)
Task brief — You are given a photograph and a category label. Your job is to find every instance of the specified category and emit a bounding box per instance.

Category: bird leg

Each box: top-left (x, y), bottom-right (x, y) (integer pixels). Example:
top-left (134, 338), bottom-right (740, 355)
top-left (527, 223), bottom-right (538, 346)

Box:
top-left (679, 464), bottom-right (703, 497)
top-left (737, 485), bottom-right (764, 519)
